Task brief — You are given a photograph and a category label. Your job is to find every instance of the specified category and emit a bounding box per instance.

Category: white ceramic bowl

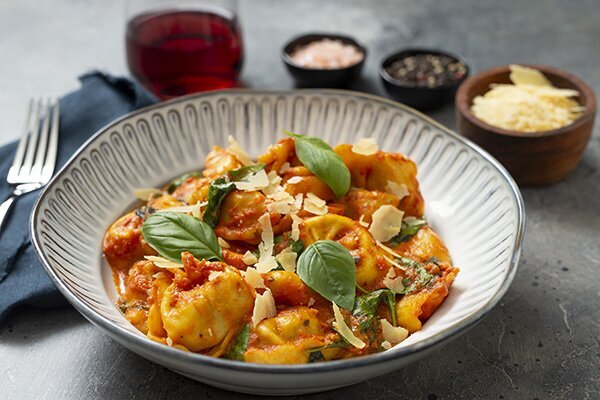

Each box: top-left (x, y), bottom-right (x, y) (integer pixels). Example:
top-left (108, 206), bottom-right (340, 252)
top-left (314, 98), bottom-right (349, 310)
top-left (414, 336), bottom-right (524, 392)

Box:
top-left (31, 90), bottom-right (524, 395)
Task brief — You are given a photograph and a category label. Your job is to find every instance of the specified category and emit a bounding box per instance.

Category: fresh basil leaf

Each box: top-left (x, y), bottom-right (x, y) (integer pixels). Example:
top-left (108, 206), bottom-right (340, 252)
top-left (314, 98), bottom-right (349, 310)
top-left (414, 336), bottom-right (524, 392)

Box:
top-left (203, 177), bottom-right (235, 228)
top-left (353, 289), bottom-right (397, 335)
top-left (284, 131), bottom-right (350, 198)
top-left (167, 172), bottom-right (201, 193)
top-left (224, 324), bottom-right (250, 361)
top-left (142, 211), bottom-right (223, 263)
top-left (228, 163), bottom-right (265, 181)
top-left (296, 240), bottom-right (356, 310)
top-left (388, 218), bottom-right (427, 246)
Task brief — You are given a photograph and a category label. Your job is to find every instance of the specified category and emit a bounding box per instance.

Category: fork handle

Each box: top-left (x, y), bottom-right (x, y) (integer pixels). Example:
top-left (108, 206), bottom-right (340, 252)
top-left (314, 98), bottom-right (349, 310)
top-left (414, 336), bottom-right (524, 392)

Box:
top-left (0, 193), bottom-right (17, 234)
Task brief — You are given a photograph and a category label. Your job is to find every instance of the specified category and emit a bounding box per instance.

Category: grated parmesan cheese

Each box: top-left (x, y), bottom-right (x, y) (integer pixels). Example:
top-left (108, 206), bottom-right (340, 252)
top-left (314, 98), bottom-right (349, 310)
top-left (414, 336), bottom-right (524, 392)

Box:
top-left (227, 136), bottom-right (253, 166)
top-left (351, 137), bottom-right (379, 155)
top-left (144, 255), bottom-right (183, 269)
top-left (332, 303), bottom-right (366, 349)
top-left (385, 181), bottom-right (409, 200)
top-left (380, 319), bottom-right (409, 345)
top-left (369, 205), bottom-right (404, 242)
top-left (471, 65), bottom-right (582, 133)
top-left (252, 289), bottom-right (277, 326)
top-left (381, 340), bottom-right (392, 350)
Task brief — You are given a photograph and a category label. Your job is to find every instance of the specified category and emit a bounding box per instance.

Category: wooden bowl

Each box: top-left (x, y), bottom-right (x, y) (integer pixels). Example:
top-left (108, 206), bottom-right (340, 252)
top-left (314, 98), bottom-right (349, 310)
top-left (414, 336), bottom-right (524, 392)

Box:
top-left (455, 65), bottom-right (596, 186)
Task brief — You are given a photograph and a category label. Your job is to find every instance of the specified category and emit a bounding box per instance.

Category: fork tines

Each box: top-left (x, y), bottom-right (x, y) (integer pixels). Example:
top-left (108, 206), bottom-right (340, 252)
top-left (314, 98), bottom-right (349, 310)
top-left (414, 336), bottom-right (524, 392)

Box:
top-left (7, 98), bottom-right (60, 185)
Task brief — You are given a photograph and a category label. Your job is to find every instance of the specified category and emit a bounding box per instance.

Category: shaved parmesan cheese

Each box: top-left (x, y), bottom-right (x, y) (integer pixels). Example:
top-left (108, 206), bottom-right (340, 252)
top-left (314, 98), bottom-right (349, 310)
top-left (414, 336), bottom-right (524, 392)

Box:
top-left (358, 214), bottom-right (369, 228)
top-left (382, 254), bottom-right (403, 271)
top-left (293, 194), bottom-right (304, 212)
top-left (304, 192), bottom-right (328, 215)
top-left (471, 65), bottom-right (582, 133)
top-left (279, 162), bottom-right (291, 173)
top-left (286, 176), bottom-right (303, 184)
top-left (332, 303), bottom-right (366, 349)
top-left (217, 237), bottom-right (230, 249)
top-left (252, 289), bottom-right (276, 326)
top-left (242, 251), bottom-right (258, 265)
top-left (235, 169), bottom-right (270, 191)
top-left (382, 266), bottom-right (405, 293)
top-left (403, 216), bottom-right (421, 225)
top-left (163, 201), bottom-right (207, 218)
top-left (385, 181), bottom-right (409, 200)
top-left (242, 267), bottom-right (265, 288)
top-left (376, 241), bottom-right (406, 262)
top-left (308, 297), bottom-right (315, 307)
top-left (380, 319), bottom-right (409, 345)
top-left (291, 213), bottom-right (303, 241)
top-left (144, 256), bottom-right (183, 269)
top-left (352, 137), bottom-right (379, 155)
top-left (509, 64), bottom-right (552, 87)
top-left (134, 188), bottom-right (161, 201)
top-left (276, 248), bottom-right (297, 272)
top-left (267, 190), bottom-right (295, 214)
top-left (369, 205), bottom-right (404, 242)
top-left (255, 214), bottom-right (277, 273)
top-left (381, 340), bottom-right (392, 350)
top-left (227, 136), bottom-right (253, 166)
top-left (166, 337), bottom-right (174, 347)
top-left (208, 271), bottom-right (224, 281)
top-left (262, 171), bottom-right (283, 195)
top-left (152, 272), bottom-right (166, 279)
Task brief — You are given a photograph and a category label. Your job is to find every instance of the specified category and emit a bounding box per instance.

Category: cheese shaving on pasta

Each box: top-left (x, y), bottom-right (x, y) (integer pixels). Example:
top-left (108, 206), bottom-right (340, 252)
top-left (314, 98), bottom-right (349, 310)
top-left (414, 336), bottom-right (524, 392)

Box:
top-left (217, 237), bottom-right (230, 249)
top-left (255, 213), bottom-right (277, 272)
top-left (291, 213), bottom-right (303, 241)
top-left (242, 267), bottom-right (266, 288)
top-left (242, 251), bottom-right (258, 265)
top-left (351, 138), bottom-right (379, 155)
top-left (275, 248), bottom-right (297, 272)
top-left (385, 181), bottom-right (409, 200)
top-left (382, 266), bottom-right (405, 293)
top-left (369, 205), bottom-right (404, 242)
top-left (234, 169), bottom-right (270, 191)
top-left (144, 256), bottom-right (183, 269)
top-left (332, 303), bottom-right (366, 349)
top-left (227, 136), bottom-right (253, 166)
top-left (252, 289), bottom-right (277, 326)
top-left (380, 319), bottom-right (409, 345)
top-left (304, 192), bottom-right (328, 215)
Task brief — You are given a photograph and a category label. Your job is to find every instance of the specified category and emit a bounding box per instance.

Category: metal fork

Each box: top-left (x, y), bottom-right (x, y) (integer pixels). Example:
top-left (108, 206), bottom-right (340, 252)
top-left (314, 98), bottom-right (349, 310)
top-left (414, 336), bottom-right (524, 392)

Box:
top-left (0, 99), bottom-right (60, 234)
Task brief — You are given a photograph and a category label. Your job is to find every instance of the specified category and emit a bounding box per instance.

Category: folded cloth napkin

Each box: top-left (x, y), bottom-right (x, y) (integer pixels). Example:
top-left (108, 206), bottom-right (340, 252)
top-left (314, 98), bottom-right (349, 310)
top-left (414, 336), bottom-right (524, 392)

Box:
top-left (0, 72), bottom-right (156, 322)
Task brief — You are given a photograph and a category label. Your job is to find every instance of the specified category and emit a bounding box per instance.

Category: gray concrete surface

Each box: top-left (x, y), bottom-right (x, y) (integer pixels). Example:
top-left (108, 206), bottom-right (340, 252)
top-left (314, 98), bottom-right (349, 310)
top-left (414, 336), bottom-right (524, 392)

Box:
top-left (1, 0), bottom-right (599, 399)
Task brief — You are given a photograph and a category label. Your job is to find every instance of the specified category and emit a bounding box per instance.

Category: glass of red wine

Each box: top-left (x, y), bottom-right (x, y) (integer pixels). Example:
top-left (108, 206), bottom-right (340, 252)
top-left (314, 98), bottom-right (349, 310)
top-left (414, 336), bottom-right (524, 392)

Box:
top-left (126, 0), bottom-right (243, 99)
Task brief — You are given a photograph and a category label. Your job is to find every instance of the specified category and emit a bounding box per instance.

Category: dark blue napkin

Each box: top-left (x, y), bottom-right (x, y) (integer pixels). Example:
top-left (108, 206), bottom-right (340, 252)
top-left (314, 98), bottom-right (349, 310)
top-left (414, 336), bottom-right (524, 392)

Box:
top-left (0, 72), bottom-right (157, 322)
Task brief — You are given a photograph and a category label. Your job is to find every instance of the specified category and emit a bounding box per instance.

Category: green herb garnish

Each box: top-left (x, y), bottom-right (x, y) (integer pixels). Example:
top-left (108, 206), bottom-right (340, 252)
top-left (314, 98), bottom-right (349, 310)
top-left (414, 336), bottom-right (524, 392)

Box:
top-left (398, 257), bottom-right (434, 294)
top-left (224, 324), bottom-right (250, 361)
top-left (142, 211), bottom-right (223, 263)
top-left (284, 131), bottom-right (350, 198)
top-left (296, 240), bottom-right (356, 310)
top-left (388, 217), bottom-right (427, 246)
top-left (202, 177), bottom-right (235, 228)
top-left (352, 289), bottom-right (397, 341)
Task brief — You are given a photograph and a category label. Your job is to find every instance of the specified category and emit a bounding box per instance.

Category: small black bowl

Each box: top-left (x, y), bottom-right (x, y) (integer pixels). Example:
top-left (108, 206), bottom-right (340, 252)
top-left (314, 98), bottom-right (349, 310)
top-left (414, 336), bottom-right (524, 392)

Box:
top-left (379, 48), bottom-right (470, 111)
top-left (282, 33), bottom-right (366, 88)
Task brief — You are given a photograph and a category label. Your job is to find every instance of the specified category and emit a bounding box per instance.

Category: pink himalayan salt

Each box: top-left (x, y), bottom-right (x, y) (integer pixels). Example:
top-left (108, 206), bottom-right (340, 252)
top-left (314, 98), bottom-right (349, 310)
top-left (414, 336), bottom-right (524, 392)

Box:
top-left (290, 39), bottom-right (363, 69)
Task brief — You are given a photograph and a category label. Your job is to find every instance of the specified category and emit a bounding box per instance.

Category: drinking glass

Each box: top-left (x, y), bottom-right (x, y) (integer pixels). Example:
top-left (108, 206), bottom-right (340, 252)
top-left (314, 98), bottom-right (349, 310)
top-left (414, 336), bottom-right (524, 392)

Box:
top-left (126, 0), bottom-right (243, 99)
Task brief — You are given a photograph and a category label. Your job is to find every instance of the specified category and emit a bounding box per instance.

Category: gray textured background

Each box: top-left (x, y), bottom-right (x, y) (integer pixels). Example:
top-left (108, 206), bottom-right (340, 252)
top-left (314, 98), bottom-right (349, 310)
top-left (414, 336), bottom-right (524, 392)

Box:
top-left (1, 0), bottom-right (599, 399)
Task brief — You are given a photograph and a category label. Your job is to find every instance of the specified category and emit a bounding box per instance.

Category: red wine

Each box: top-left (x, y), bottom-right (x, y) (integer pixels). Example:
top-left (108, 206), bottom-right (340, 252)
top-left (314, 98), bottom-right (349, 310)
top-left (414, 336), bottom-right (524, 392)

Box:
top-left (126, 7), bottom-right (243, 99)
